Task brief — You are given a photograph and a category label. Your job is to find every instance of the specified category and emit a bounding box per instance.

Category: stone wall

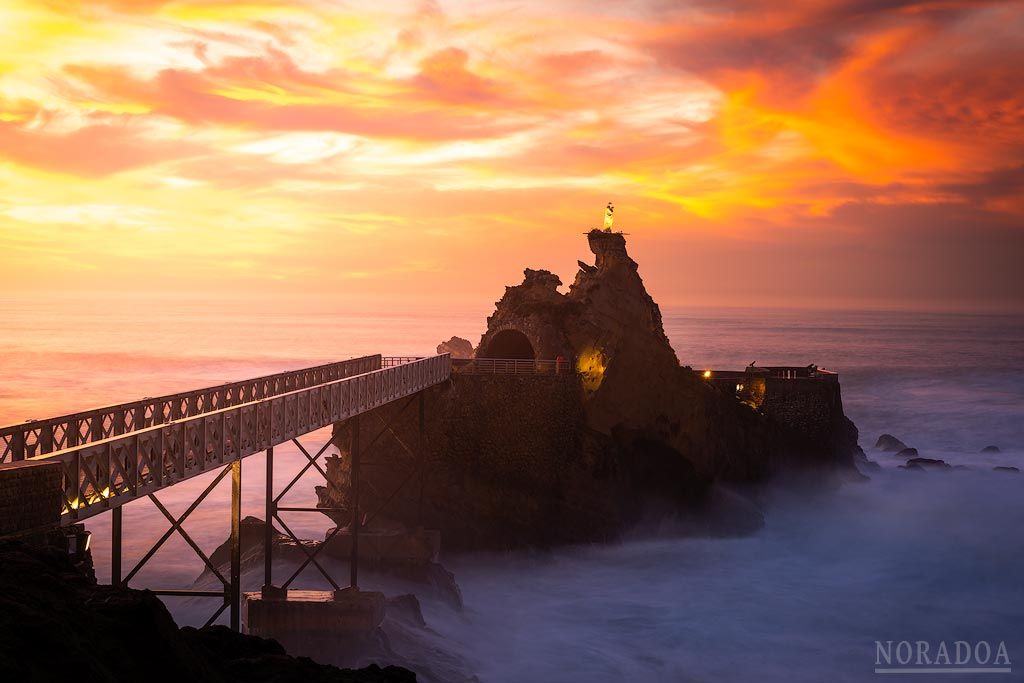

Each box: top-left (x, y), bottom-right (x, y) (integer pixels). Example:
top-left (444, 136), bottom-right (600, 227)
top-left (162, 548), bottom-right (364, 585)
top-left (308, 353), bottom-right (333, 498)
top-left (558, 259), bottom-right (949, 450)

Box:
top-left (759, 378), bottom-right (842, 443)
top-left (323, 374), bottom-right (630, 551)
top-left (0, 461), bottom-right (63, 537)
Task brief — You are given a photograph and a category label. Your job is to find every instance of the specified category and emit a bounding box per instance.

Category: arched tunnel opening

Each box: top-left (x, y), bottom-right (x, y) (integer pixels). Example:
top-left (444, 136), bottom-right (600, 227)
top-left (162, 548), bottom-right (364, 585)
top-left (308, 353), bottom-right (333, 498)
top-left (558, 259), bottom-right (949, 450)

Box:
top-left (479, 329), bottom-right (536, 360)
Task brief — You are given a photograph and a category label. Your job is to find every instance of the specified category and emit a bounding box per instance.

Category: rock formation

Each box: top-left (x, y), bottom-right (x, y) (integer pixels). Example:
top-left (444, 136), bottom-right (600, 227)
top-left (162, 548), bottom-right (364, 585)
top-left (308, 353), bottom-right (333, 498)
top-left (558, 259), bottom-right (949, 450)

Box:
top-left (902, 457), bottom-right (951, 471)
top-left (317, 230), bottom-right (862, 551)
top-left (981, 445), bottom-right (1001, 454)
top-left (875, 434), bottom-right (909, 452)
top-left (436, 336), bottom-right (474, 359)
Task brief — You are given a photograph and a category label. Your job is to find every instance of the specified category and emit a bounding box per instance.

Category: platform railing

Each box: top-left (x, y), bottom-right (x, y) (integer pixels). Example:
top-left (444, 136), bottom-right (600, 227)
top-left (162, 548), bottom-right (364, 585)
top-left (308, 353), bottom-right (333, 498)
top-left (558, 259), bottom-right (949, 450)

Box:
top-left (0, 355), bottom-right (383, 463)
top-left (453, 358), bottom-right (572, 375)
top-left (22, 354), bottom-right (450, 524)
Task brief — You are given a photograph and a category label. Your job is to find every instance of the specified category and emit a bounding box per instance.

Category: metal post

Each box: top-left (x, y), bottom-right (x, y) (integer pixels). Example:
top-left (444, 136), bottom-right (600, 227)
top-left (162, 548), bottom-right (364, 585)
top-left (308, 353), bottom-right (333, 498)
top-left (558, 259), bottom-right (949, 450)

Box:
top-left (263, 447), bottom-right (273, 592)
top-left (230, 459), bottom-right (241, 631)
top-left (111, 505), bottom-right (122, 587)
top-left (417, 391), bottom-right (425, 526)
top-left (349, 416), bottom-right (360, 589)
top-left (11, 430), bottom-right (25, 461)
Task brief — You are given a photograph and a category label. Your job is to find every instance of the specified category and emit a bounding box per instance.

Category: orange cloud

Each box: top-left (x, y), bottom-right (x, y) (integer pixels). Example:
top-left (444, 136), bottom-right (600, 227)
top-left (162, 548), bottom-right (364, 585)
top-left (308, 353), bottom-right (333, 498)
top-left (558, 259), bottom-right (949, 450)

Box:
top-left (0, 0), bottom-right (1020, 310)
top-left (0, 118), bottom-right (205, 177)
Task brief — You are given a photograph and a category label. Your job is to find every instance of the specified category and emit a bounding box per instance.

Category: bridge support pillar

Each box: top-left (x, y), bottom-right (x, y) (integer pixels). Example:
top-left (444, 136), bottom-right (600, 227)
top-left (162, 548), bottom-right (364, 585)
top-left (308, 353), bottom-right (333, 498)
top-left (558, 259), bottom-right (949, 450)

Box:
top-left (417, 391), bottom-right (425, 525)
top-left (111, 505), bottom-right (122, 587)
top-left (349, 416), bottom-right (360, 590)
top-left (262, 446), bottom-right (275, 598)
top-left (230, 458), bottom-right (241, 632)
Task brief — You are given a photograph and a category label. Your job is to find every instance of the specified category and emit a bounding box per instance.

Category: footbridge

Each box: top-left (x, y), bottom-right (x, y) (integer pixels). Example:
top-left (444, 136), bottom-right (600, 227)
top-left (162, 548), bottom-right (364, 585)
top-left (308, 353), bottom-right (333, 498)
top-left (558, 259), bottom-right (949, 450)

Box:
top-left (0, 354), bottom-right (451, 630)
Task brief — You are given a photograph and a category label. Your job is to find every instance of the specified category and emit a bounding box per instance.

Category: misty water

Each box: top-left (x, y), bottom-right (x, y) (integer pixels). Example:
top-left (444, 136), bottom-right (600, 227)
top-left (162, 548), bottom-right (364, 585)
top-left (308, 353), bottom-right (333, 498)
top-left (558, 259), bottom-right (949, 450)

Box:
top-left (1, 301), bottom-right (1022, 681)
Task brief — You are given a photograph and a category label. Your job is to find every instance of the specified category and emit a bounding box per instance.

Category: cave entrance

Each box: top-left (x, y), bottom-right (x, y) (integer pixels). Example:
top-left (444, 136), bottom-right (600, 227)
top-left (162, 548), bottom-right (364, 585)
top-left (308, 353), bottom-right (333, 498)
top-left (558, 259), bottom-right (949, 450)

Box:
top-left (480, 329), bottom-right (536, 360)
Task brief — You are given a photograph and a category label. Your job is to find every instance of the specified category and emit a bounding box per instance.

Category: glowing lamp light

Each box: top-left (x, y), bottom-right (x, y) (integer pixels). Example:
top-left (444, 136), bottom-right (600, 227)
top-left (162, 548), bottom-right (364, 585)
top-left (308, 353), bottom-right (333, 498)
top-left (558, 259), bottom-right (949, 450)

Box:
top-left (703, 370), bottom-right (712, 379)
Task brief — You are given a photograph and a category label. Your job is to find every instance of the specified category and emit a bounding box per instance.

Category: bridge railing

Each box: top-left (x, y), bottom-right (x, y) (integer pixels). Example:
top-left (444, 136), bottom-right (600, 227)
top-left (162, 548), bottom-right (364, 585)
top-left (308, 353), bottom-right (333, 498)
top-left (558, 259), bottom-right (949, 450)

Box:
top-left (0, 355), bottom-right (383, 463)
top-left (452, 358), bottom-right (573, 375)
top-left (382, 356), bottom-right (424, 368)
top-left (23, 354), bottom-right (450, 524)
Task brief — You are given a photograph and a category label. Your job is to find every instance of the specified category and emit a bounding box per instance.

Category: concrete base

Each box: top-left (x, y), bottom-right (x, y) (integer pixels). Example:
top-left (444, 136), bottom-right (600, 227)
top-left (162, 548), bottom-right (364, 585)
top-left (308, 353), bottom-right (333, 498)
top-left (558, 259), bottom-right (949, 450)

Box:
top-left (322, 527), bottom-right (440, 565)
top-left (260, 583), bottom-right (288, 600)
top-left (243, 588), bottom-right (385, 660)
top-left (0, 460), bottom-right (62, 538)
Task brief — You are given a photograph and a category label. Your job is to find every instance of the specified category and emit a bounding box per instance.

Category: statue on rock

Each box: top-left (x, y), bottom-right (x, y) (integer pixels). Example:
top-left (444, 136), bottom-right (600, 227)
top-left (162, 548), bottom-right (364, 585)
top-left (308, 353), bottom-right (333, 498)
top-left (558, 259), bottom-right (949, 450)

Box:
top-left (602, 201), bottom-right (615, 232)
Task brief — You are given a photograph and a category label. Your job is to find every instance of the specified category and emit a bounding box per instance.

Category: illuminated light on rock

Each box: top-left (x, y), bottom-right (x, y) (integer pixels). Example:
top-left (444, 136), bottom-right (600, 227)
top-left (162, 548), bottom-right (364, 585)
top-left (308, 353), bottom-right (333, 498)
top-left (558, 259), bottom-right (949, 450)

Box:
top-left (741, 376), bottom-right (767, 409)
top-left (703, 370), bottom-right (712, 379)
top-left (576, 348), bottom-right (607, 393)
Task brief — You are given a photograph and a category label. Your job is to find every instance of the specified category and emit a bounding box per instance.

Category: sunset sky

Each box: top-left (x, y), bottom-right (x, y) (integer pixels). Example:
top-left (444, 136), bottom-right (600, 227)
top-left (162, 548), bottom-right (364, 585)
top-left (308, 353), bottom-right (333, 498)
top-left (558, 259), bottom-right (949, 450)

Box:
top-left (1, 0), bottom-right (1022, 313)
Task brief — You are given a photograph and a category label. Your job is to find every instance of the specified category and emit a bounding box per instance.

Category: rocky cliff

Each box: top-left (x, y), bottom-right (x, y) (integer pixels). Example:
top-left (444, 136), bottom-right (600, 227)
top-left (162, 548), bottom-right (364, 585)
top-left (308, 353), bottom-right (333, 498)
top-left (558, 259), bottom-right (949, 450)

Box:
top-left (0, 540), bottom-right (415, 683)
top-left (317, 231), bottom-right (861, 551)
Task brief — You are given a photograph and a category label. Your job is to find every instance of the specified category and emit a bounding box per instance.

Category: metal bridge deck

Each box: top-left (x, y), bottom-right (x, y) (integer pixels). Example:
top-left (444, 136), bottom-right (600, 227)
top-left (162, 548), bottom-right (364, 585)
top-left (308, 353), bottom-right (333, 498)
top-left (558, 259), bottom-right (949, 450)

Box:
top-left (0, 354), bottom-right (451, 525)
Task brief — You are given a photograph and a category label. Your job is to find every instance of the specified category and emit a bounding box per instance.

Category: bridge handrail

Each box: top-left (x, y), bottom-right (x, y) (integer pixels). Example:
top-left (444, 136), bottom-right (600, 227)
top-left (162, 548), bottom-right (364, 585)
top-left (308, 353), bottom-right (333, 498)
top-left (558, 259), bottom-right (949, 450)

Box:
top-left (382, 356), bottom-right (424, 367)
top-left (0, 355), bottom-right (384, 463)
top-left (18, 354), bottom-right (451, 524)
top-left (452, 358), bottom-right (572, 375)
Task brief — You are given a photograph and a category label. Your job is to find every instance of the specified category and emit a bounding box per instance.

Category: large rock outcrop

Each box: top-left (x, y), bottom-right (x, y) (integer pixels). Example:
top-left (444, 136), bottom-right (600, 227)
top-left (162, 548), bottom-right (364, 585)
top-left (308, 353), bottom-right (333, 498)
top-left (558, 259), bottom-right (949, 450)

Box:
top-left (317, 231), bottom-right (861, 551)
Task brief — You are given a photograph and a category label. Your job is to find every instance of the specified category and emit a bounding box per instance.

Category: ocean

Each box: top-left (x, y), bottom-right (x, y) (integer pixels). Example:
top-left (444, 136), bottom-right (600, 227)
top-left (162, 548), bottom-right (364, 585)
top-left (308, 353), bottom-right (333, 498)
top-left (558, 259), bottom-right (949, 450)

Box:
top-left (2, 299), bottom-right (1022, 681)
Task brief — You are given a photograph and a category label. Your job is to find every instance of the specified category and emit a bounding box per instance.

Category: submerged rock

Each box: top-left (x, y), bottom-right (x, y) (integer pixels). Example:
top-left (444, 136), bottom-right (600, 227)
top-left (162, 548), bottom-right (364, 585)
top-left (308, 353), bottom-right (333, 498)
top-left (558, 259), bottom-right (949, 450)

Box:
top-left (994, 466), bottom-right (1020, 473)
top-left (701, 485), bottom-right (766, 536)
top-left (981, 445), bottom-right (1002, 454)
top-left (875, 434), bottom-right (909, 452)
top-left (854, 448), bottom-right (882, 473)
top-left (386, 594), bottom-right (426, 628)
top-left (199, 516), bottom-right (318, 583)
top-left (901, 457), bottom-right (951, 471)
top-left (896, 447), bottom-right (919, 458)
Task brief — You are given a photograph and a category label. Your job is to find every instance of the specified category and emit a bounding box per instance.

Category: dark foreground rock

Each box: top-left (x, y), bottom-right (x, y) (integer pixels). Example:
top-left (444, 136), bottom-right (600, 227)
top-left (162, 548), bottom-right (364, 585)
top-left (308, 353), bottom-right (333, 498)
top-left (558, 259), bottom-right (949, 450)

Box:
top-left (0, 541), bottom-right (415, 683)
top-left (875, 434), bottom-right (909, 452)
top-left (182, 626), bottom-right (412, 683)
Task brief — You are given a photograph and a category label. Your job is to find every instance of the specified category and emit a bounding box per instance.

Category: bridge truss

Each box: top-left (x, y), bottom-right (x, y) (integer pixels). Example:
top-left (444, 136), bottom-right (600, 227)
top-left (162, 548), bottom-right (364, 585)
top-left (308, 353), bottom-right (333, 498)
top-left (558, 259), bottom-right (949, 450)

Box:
top-left (2, 354), bottom-right (450, 630)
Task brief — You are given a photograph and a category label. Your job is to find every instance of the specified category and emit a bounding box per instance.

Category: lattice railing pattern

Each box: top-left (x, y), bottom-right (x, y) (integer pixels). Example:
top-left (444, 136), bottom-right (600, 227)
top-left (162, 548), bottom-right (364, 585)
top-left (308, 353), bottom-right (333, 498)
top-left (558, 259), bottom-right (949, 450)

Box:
top-left (39, 354), bottom-right (449, 523)
top-left (0, 355), bottom-right (384, 462)
top-left (452, 358), bottom-right (572, 375)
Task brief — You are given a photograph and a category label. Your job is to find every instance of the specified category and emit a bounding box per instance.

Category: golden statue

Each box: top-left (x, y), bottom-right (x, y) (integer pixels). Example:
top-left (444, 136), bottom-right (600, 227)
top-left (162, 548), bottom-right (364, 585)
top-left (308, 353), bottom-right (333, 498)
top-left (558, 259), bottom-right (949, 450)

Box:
top-left (603, 201), bottom-right (614, 231)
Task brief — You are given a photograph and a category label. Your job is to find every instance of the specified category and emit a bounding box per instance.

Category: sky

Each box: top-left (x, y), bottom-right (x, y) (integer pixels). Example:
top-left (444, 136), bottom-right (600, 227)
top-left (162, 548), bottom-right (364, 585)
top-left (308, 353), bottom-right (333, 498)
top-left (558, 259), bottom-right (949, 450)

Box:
top-left (1, 0), bottom-right (1022, 313)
